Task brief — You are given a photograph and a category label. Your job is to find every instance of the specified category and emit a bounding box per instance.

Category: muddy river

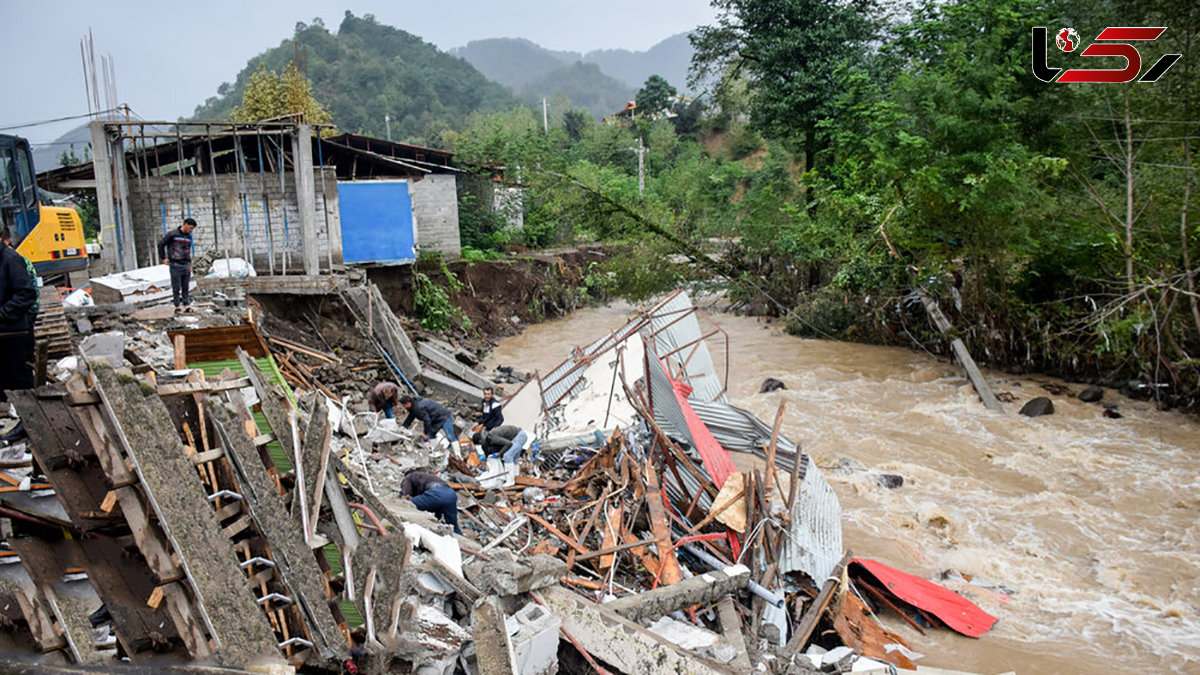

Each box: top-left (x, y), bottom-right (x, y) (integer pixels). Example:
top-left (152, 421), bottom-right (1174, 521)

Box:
top-left (486, 302), bottom-right (1200, 674)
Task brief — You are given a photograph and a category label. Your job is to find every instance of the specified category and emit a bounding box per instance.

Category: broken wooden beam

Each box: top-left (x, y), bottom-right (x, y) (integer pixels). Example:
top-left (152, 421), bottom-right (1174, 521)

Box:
top-left (916, 289), bottom-right (1002, 412)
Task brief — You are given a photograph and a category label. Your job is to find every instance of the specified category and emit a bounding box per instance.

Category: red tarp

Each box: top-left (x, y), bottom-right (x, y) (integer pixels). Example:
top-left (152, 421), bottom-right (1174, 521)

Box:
top-left (850, 558), bottom-right (998, 638)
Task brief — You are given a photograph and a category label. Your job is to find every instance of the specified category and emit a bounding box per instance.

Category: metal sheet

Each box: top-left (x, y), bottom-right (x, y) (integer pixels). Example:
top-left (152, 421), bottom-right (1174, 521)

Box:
top-left (780, 455), bottom-right (843, 583)
top-left (642, 291), bottom-right (725, 404)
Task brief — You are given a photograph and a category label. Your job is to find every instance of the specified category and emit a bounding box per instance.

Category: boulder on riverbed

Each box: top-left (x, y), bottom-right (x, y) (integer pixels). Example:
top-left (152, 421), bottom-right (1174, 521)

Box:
top-left (1078, 385), bottom-right (1104, 403)
top-left (1019, 397), bottom-right (1055, 417)
top-left (759, 378), bottom-right (787, 393)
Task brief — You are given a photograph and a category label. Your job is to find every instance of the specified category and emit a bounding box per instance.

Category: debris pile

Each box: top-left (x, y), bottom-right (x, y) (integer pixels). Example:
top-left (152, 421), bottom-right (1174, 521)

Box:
top-left (0, 277), bottom-right (1002, 674)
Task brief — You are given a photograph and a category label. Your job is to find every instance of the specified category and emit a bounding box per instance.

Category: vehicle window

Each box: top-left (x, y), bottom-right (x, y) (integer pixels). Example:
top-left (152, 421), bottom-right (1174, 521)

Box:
top-left (14, 143), bottom-right (36, 209)
top-left (0, 145), bottom-right (14, 206)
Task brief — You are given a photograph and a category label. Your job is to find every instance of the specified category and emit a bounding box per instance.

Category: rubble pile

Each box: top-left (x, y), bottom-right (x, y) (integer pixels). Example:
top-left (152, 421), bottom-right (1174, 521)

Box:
top-left (0, 275), bottom-right (1004, 675)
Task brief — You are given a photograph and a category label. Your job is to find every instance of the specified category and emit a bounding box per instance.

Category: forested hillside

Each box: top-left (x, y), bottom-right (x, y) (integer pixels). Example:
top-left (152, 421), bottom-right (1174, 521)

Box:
top-left (452, 34), bottom-right (694, 118)
top-left (448, 0), bottom-right (1200, 409)
top-left (192, 12), bottom-right (514, 144)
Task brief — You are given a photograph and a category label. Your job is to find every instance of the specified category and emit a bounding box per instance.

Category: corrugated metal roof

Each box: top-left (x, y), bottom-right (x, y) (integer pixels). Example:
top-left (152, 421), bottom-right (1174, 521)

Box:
top-left (780, 454), bottom-right (843, 583)
top-left (641, 291), bottom-right (726, 404)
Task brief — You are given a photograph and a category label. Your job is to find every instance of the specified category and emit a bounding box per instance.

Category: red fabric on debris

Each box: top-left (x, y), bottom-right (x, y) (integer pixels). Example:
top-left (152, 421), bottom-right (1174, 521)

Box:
top-left (850, 558), bottom-right (998, 637)
top-left (659, 360), bottom-right (737, 489)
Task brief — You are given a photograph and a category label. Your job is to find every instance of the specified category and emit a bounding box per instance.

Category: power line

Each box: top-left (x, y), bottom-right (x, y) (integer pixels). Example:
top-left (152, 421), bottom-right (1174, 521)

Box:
top-left (0, 107), bottom-right (126, 132)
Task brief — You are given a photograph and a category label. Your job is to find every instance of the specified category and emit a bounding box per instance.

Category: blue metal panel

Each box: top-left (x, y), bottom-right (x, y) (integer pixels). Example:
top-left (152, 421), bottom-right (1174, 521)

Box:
top-left (337, 181), bottom-right (415, 264)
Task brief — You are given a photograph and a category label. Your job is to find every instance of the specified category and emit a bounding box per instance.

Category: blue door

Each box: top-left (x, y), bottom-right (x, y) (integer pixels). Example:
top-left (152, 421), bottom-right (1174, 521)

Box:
top-left (337, 181), bottom-right (416, 264)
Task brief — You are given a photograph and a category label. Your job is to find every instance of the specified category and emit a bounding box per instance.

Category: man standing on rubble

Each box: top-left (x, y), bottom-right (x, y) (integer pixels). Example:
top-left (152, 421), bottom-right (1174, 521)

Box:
top-left (157, 217), bottom-right (196, 312)
top-left (400, 471), bottom-right (461, 535)
top-left (0, 226), bottom-right (36, 443)
top-left (369, 381), bottom-right (401, 418)
top-left (479, 387), bottom-right (503, 430)
top-left (472, 424), bottom-right (529, 465)
top-left (399, 395), bottom-right (456, 443)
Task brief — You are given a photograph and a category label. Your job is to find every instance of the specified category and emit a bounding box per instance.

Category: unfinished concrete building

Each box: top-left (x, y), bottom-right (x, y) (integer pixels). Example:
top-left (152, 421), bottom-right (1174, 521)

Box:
top-left (39, 121), bottom-right (463, 277)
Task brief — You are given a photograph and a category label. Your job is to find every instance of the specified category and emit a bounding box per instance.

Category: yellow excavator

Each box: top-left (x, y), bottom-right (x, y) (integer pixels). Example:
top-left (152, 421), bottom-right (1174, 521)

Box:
top-left (0, 133), bottom-right (88, 279)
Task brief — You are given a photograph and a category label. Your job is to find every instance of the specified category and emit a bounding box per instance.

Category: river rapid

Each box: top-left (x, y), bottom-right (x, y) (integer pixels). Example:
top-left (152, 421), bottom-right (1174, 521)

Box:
top-left (485, 302), bottom-right (1200, 675)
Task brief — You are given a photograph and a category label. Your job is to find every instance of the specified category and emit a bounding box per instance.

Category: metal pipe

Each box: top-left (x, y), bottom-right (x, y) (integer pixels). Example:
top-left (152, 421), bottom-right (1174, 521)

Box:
top-left (681, 543), bottom-right (785, 608)
top-left (347, 502), bottom-right (388, 536)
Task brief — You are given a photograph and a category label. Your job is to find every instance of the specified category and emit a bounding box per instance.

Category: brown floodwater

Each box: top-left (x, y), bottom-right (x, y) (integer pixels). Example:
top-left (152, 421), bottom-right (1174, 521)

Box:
top-left (486, 301), bottom-right (1200, 675)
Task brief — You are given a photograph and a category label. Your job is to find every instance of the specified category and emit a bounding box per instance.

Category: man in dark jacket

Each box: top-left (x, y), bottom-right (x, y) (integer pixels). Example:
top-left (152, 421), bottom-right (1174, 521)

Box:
top-left (479, 387), bottom-right (503, 430)
top-left (472, 424), bottom-right (529, 464)
top-left (400, 471), bottom-right (461, 534)
top-left (0, 226), bottom-right (36, 441)
top-left (368, 381), bottom-right (401, 419)
top-left (399, 395), bottom-right (456, 442)
top-left (157, 217), bottom-right (196, 310)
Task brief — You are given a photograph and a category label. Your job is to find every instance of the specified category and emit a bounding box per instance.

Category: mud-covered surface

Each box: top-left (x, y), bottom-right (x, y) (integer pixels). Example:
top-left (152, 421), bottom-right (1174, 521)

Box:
top-left (92, 367), bottom-right (279, 666)
top-left (368, 246), bottom-right (613, 340)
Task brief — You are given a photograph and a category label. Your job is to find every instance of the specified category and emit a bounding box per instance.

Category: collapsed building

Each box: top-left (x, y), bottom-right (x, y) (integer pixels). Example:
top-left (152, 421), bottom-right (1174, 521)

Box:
top-left (7, 115), bottom-right (1007, 675)
top-left (0, 275), bottom-right (1004, 673)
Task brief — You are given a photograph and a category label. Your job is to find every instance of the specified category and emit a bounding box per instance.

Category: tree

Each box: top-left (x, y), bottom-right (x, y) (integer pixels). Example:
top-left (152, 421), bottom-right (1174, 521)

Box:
top-left (635, 75), bottom-right (677, 119)
top-left (690, 0), bottom-right (878, 172)
top-left (234, 62), bottom-right (333, 127)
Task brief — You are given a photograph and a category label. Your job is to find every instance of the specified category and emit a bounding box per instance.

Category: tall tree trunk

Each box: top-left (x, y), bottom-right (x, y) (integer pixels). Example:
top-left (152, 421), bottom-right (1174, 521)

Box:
top-left (1124, 90), bottom-right (1135, 292)
top-left (1183, 138), bottom-right (1200, 336)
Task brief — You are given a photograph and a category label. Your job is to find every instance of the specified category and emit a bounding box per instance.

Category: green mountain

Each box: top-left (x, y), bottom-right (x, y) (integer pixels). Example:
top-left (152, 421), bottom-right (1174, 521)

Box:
top-left (582, 33), bottom-right (694, 96)
top-left (449, 38), bottom-right (574, 90)
top-left (192, 12), bottom-right (516, 144)
top-left (451, 34), bottom-right (694, 119)
top-left (518, 62), bottom-right (635, 119)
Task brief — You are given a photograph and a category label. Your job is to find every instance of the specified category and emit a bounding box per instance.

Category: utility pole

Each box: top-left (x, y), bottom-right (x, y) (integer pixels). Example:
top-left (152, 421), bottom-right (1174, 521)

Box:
top-left (542, 97), bottom-right (548, 134)
top-left (385, 113), bottom-right (391, 141)
top-left (626, 136), bottom-right (647, 196)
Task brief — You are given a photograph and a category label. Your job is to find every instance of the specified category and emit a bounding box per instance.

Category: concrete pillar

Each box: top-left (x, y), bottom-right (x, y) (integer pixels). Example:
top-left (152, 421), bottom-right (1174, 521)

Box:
top-left (292, 124), bottom-right (319, 274)
top-left (88, 122), bottom-right (125, 274)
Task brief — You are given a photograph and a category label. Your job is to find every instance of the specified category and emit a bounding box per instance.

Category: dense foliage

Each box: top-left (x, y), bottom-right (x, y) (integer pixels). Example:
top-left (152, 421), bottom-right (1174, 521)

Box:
top-left (193, 12), bottom-right (514, 144)
top-left (445, 0), bottom-right (1200, 407)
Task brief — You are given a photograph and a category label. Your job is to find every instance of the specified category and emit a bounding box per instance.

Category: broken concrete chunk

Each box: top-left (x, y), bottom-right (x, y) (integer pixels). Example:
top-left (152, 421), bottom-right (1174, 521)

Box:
top-left (505, 602), bottom-right (560, 675)
top-left (648, 615), bottom-right (737, 664)
top-left (475, 553), bottom-right (566, 597)
top-left (80, 331), bottom-right (125, 367)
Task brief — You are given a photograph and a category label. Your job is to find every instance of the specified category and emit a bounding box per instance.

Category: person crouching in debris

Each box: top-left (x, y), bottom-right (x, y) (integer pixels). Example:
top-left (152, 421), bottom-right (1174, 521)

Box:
top-left (479, 386), bottom-right (503, 430)
top-left (399, 395), bottom-right (456, 443)
top-left (400, 471), bottom-right (462, 535)
top-left (473, 425), bottom-right (530, 466)
top-left (368, 381), bottom-right (401, 418)
top-left (157, 217), bottom-right (196, 312)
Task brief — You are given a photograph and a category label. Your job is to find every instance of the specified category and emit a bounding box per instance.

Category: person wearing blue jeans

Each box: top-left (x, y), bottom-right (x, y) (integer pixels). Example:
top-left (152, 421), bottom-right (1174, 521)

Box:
top-left (472, 425), bottom-right (529, 464)
top-left (369, 382), bottom-right (401, 419)
top-left (399, 395), bottom-right (456, 442)
top-left (401, 471), bottom-right (461, 535)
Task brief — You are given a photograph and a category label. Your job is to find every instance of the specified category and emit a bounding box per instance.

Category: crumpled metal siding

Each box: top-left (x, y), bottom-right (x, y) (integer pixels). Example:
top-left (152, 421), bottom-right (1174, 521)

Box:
top-left (643, 291), bottom-right (726, 404)
top-left (780, 454), bottom-right (843, 583)
top-left (538, 315), bottom-right (647, 411)
top-left (644, 343), bottom-right (715, 515)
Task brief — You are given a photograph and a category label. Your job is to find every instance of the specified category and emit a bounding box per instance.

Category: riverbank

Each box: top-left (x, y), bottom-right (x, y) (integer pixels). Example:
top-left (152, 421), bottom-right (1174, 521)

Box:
top-left (484, 300), bottom-right (1200, 675)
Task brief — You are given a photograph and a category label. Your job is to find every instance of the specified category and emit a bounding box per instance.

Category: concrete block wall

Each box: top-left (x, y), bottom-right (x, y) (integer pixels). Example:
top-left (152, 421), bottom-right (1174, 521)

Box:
top-left (409, 174), bottom-right (461, 259)
top-left (126, 168), bottom-right (341, 273)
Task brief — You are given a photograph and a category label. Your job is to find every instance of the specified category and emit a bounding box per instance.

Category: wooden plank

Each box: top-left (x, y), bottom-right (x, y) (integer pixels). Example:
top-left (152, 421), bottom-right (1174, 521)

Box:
top-left (917, 290), bottom-right (1002, 412)
top-left (190, 448), bottom-right (226, 465)
top-left (210, 397), bottom-right (348, 661)
top-left (526, 513), bottom-right (589, 556)
top-left (174, 334), bottom-right (187, 370)
top-left (784, 551), bottom-right (851, 653)
top-left (157, 377), bottom-right (251, 396)
top-left (91, 366), bottom-right (280, 665)
top-left (644, 464), bottom-right (683, 585)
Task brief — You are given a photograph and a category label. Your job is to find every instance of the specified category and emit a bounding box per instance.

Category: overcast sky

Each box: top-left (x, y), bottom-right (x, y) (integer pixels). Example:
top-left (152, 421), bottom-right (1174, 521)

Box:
top-left (1, 0), bottom-right (717, 149)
